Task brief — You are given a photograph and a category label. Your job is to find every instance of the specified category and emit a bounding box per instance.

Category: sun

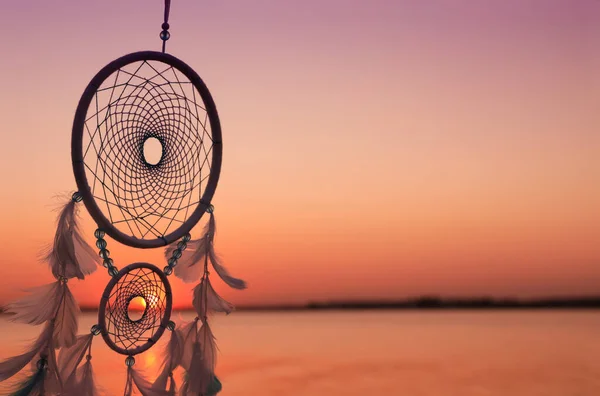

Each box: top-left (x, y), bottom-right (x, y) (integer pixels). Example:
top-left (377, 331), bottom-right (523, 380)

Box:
top-left (129, 296), bottom-right (147, 311)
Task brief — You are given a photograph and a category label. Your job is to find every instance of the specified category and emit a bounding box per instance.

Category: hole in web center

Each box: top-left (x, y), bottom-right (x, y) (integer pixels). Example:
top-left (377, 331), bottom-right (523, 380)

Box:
top-left (127, 296), bottom-right (147, 322)
top-left (143, 137), bottom-right (163, 166)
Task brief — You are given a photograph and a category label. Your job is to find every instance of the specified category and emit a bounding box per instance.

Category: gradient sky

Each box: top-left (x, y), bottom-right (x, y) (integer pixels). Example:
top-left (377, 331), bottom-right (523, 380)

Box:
top-left (0, 0), bottom-right (598, 308)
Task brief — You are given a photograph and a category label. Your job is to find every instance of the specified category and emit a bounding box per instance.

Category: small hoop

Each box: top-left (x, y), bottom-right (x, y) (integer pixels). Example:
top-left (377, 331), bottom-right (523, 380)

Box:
top-left (98, 262), bottom-right (173, 356)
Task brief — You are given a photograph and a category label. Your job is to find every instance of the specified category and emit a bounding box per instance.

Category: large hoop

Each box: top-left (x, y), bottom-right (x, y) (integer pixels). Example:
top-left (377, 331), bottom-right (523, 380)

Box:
top-left (72, 51), bottom-right (222, 248)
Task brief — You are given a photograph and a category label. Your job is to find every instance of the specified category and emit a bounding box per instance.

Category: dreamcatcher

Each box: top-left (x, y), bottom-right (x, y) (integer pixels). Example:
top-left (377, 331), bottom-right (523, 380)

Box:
top-left (0, 1), bottom-right (245, 395)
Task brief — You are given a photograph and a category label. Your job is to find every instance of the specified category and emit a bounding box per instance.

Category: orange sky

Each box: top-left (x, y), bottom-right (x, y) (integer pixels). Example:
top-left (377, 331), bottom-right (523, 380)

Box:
top-left (0, 0), bottom-right (598, 308)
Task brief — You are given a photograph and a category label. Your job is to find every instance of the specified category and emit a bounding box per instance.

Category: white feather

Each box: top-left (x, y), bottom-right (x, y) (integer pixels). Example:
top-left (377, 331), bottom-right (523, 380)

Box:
top-left (58, 333), bottom-right (92, 385)
top-left (177, 320), bottom-right (199, 371)
top-left (168, 374), bottom-right (177, 396)
top-left (208, 249), bottom-right (247, 290)
top-left (172, 245), bottom-right (206, 283)
top-left (124, 367), bottom-right (133, 396)
top-left (52, 283), bottom-right (80, 348)
top-left (185, 341), bottom-right (212, 395)
top-left (44, 340), bottom-right (62, 395)
top-left (178, 377), bottom-right (190, 396)
top-left (44, 199), bottom-right (101, 280)
top-left (199, 322), bottom-right (217, 373)
top-left (153, 368), bottom-right (171, 393)
top-left (152, 328), bottom-right (183, 391)
top-left (0, 322), bottom-right (53, 381)
top-left (3, 282), bottom-right (62, 325)
top-left (170, 213), bottom-right (215, 283)
top-left (131, 367), bottom-right (171, 396)
top-left (73, 231), bottom-right (101, 276)
top-left (9, 364), bottom-right (46, 395)
top-left (64, 359), bottom-right (99, 396)
top-left (192, 277), bottom-right (234, 319)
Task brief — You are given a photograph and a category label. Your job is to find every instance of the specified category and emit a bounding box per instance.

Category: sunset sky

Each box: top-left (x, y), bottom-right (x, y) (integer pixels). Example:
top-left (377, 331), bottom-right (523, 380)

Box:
top-left (0, 0), bottom-right (598, 308)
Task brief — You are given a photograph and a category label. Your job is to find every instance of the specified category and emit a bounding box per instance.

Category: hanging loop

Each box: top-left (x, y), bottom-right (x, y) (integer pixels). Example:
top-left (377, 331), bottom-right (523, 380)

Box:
top-left (160, 0), bottom-right (172, 52)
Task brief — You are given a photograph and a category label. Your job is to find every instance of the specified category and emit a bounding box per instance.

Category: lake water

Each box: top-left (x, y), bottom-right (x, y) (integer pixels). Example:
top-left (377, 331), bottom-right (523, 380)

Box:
top-left (1, 311), bottom-right (599, 395)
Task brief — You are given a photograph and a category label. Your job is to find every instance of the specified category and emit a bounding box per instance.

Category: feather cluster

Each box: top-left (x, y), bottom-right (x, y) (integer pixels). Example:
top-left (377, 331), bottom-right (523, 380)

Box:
top-left (64, 358), bottom-right (100, 396)
top-left (177, 320), bottom-right (219, 396)
top-left (151, 320), bottom-right (221, 396)
top-left (124, 366), bottom-right (170, 396)
top-left (192, 277), bottom-right (234, 320)
top-left (168, 212), bottom-right (246, 289)
top-left (0, 323), bottom-right (54, 382)
top-left (8, 362), bottom-right (46, 396)
top-left (163, 209), bottom-right (244, 395)
top-left (0, 195), bottom-right (98, 391)
top-left (153, 326), bottom-right (183, 393)
top-left (58, 334), bottom-right (93, 387)
top-left (0, 280), bottom-right (80, 384)
top-left (44, 199), bottom-right (101, 280)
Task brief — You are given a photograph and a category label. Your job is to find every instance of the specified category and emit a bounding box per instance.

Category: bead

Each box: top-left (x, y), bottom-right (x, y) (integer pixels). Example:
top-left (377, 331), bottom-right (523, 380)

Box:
top-left (96, 238), bottom-right (107, 249)
top-left (167, 320), bottom-right (175, 331)
top-left (160, 30), bottom-right (170, 41)
top-left (125, 356), bottom-right (135, 367)
top-left (94, 229), bottom-right (105, 239)
top-left (206, 204), bottom-right (214, 213)
top-left (182, 233), bottom-right (192, 242)
top-left (177, 241), bottom-right (187, 250)
top-left (167, 257), bottom-right (178, 267)
top-left (71, 192), bottom-right (83, 202)
top-left (172, 249), bottom-right (182, 259)
top-left (86, 355), bottom-right (92, 361)
top-left (208, 376), bottom-right (222, 394)
top-left (108, 266), bottom-right (119, 277)
top-left (163, 266), bottom-right (173, 275)
top-left (99, 249), bottom-right (110, 259)
top-left (103, 258), bottom-right (114, 268)
top-left (36, 358), bottom-right (47, 370)
top-left (90, 324), bottom-right (102, 335)
top-left (161, 22), bottom-right (170, 30)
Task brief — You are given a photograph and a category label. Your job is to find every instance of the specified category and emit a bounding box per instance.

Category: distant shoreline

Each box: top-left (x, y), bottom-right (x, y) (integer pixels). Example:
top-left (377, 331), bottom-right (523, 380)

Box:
top-left (3, 297), bottom-right (600, 314)
top-left (82, 296), bottom-right (600, 312)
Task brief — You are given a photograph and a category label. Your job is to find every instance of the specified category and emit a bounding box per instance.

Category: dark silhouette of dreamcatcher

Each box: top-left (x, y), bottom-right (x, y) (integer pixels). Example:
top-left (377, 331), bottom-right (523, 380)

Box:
top-left (0, 1), bottom-right (246, 395)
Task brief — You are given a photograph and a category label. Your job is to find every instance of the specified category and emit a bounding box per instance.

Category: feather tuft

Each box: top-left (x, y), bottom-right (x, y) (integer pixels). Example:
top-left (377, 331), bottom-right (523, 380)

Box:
top-left (182, 322), bottom-right (218, 395)
top-left (177, 320), bottom-right (199, 371)
top-left (153, 328), bottom-right (183, 391)
top-left (52, 283), bottom-right (80, 348)
top-left (8, 365), bottom-right (45, 396)
top-left (58, 333), bottom-right (93, 385)
top-left (170, 213), bottom-right (215, 283)
top-left (199, 322), bottom-right (218, 373)
top-left (44, 198), bottom-right (101, 280)
top-left (3, 282), bottom-right (62, 325)
top-left (124, 367), bottom-right (133, 396)
top-left (130, 367), bottom-right (170, 396)
top-left (67, 359), bottom-right (100, 396)
top-left (44, 339), bottom-right (62, 394)
top-left (0, 323), bottom-right (53, 382)
top-left (208, 249), bottom-right (246, 290)
top-left (186, 341), bottom-right (212, 394)
top-left (192, 277), bottom-right (234, 319)
top-left (178, 374), bottom-right (190, 396)
top-left (168, 373), bottom-right (177, 395)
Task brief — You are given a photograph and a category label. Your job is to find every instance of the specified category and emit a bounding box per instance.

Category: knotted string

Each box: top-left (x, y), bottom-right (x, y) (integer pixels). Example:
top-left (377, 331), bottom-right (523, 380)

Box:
top-left (161, 0), bottom-right (172, 52)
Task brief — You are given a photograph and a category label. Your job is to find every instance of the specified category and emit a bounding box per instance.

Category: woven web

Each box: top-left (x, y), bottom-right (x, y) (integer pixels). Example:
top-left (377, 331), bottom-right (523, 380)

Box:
top-left (81, 59), bottom-right (214, 240)
top-left (103, 266), bottom-right (168, 352)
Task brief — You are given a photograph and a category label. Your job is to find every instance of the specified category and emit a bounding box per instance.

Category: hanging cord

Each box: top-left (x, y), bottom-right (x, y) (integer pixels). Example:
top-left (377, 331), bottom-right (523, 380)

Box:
top-left (160, 0), bottom-right (172, 53)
